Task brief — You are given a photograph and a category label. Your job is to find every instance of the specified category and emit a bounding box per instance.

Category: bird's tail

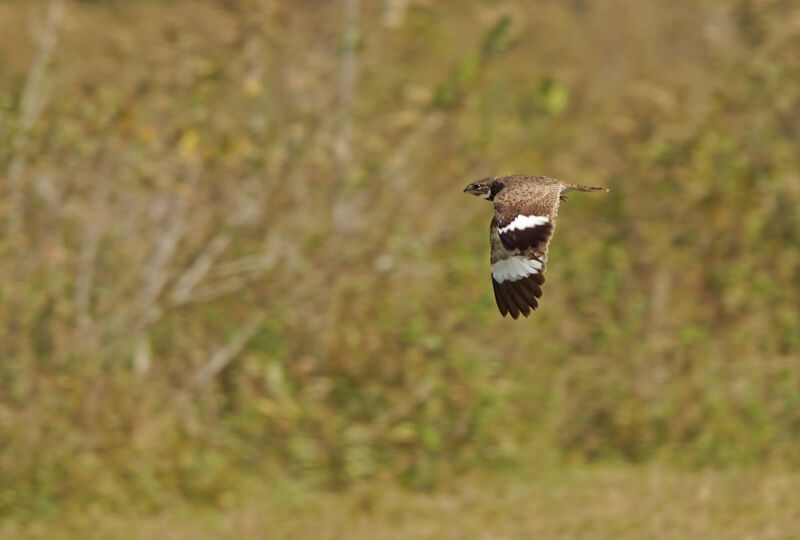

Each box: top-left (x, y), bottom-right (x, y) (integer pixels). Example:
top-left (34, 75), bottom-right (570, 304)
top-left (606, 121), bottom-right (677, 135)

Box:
top-left (561, 182), bottom-right (609, 193)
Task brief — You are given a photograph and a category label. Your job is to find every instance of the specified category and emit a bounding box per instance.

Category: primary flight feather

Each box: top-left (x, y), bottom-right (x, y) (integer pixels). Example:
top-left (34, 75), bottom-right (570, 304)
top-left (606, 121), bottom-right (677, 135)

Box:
top-left (464, 175), bottom-right (608, 319)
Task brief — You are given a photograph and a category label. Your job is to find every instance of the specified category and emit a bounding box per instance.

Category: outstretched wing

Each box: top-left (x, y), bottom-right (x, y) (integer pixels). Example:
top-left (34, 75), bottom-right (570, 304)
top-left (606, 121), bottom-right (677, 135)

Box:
top-left (489, 218), bottom-right (546, 318)
top-left (488, 181), bottom-right (562, 318)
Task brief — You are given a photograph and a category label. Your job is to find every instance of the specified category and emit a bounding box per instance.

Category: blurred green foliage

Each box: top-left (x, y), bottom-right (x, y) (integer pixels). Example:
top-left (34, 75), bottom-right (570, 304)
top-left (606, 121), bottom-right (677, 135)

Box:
top-left (0, 0), bottom-right (799, 519)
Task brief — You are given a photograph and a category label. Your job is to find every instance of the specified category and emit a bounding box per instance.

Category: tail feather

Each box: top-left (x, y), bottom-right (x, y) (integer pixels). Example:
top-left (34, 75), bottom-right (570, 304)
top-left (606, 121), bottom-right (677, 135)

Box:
top-left (561, 182), bottom-right (609, 193)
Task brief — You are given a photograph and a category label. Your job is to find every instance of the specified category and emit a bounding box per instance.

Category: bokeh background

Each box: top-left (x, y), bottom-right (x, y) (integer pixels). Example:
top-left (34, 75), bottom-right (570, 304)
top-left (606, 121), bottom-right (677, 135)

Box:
top-left (2, 0), bottom-right (800, 537)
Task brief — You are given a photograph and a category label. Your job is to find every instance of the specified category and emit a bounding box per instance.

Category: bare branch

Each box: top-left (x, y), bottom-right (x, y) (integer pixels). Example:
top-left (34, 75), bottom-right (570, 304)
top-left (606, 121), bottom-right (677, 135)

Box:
top-left (75, 175), bottom-right (108, 329)
top-left (75, 214), bottom-right (101, 329)
top-left (140, 196), bottom-right (188, 312)
top-left (20, 0), bottom-right (64, 132)
top-left (6, 0), bottom-right (65, 239)
top-left (169, 181), bottom-right (268, 306)
top-left (170, 233), bottom-right (231, 305)
top-left (189, 311), bottom-right (267, 389)
top-left (212, 236), bottom-right (283, 278)
top-left (182, 277), bottom-right (248, 304)
top-left (108, 191), bottom-right (189, 336)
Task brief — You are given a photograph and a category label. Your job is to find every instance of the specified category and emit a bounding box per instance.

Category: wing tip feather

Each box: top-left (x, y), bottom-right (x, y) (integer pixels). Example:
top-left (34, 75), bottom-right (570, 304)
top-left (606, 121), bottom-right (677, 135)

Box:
top-left (492, 276), bottom-right (544, 319)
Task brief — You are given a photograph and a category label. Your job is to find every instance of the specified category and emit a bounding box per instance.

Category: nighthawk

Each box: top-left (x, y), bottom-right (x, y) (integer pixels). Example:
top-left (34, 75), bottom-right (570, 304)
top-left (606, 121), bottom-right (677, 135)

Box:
top-left (464, 175), bottom-right (608, 318)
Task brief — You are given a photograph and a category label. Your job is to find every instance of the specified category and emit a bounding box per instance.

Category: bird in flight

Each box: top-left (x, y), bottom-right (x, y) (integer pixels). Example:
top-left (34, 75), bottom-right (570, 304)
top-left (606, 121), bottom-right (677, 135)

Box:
top-left (464, 175), bottom-right (608, 318)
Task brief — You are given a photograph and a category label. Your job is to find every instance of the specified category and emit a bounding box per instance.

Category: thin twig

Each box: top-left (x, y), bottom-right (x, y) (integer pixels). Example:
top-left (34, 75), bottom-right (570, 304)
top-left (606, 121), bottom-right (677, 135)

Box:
top-left (179, 276), bottom-right (247, 305)
top-left (75, 176), bottom-right (108, 329)
top-left (108, 191), bottom-right (188, 336)
top-left (189, 311), bottom-right (267, 389)
top-left (212, 235), bottom-right (283, 278)
top-left (170, 233), bottom-right (231, 305)
top-left (139, 197), bottom-right (187, 312)
top-left (169, 183), bottom-right (268, 306)
top-left (334, 0), bottom-right (359, 170)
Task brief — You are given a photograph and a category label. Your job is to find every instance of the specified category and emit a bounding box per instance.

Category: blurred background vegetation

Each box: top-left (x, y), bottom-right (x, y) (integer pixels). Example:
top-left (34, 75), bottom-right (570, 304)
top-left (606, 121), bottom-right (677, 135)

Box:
top-left (1, 0), bottom-right (800, 534)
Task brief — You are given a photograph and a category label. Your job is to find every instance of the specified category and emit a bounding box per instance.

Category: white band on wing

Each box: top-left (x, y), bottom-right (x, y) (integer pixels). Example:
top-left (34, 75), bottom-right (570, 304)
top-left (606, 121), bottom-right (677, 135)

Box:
top-left (497, 215), bottom-right (549, 234)
top-left (491, 256), bottom-right (543, 283)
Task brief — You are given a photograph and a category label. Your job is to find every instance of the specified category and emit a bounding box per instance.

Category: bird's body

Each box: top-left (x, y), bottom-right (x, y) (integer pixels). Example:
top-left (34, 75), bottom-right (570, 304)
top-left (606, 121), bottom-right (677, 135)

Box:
top-left (464, 175), bottom-right (608, 318)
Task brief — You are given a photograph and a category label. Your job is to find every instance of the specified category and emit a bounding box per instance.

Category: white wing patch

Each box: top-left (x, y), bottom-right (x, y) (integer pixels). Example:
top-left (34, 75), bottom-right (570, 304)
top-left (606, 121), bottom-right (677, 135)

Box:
top-left (497, 215), bottom-right (549, 234)
top-left (491, 256), bottom-right (543, 283)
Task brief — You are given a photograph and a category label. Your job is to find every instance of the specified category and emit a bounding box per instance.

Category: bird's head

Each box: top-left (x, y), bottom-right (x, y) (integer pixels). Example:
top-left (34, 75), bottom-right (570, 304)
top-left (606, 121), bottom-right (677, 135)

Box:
top-left (463, 178), bottom-right (504, 201)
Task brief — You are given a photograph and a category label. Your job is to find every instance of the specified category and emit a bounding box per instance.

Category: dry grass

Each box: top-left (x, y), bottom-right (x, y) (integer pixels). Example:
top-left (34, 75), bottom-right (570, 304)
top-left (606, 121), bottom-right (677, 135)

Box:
top-left (5, 467), bottom-right (800, 539)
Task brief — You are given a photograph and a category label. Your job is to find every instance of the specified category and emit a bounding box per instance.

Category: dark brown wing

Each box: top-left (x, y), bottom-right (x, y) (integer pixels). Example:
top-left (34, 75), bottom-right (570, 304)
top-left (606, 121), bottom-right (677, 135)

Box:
top-left (489, 218), bottom-right (545, 319)
top-left (492, 178), bottom-right (562, 259)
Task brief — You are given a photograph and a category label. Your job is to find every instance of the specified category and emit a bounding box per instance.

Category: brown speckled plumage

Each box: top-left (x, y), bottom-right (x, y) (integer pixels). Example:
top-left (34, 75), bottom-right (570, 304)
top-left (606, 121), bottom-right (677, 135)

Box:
top-left (464, 175), bottom-right (608, 318)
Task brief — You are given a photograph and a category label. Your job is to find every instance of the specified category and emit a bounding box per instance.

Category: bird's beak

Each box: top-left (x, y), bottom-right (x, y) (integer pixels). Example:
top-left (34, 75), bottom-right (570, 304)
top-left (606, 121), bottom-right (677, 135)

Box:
top-left (463, 184), bottom-right (473, 193)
